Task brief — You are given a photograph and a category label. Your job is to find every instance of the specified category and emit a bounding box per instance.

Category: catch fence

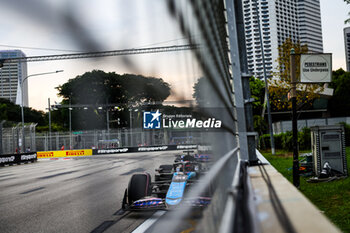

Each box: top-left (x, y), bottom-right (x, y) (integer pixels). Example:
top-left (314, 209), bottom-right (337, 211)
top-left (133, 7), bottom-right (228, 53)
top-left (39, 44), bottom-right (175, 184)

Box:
top-left (0, 123), bottom-right (36, 154)
top-left (1, 127), bottom-right (208, 154)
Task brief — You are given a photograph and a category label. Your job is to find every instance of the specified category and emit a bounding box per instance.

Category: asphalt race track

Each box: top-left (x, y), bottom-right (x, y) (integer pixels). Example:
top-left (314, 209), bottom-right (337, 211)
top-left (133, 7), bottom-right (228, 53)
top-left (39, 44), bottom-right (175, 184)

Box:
top-left (0, 151), bottom-right (178, 233)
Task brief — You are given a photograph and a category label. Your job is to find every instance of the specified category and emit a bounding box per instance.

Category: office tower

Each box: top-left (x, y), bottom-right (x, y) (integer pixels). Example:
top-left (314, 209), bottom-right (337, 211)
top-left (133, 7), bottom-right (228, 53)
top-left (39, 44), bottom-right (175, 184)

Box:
top-left (344, 27), bottom-right (350, 71)
top-left (298, 0), bottom-right (323, 53)
top-left (242, 0), bottom-right (323, 78)
top-left (0, 50), bottom-right (28, 106)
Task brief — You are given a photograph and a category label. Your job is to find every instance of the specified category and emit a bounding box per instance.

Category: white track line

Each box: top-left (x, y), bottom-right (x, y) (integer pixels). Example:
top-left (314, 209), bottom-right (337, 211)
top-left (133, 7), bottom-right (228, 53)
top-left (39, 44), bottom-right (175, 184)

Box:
top-left (132, 210), bottom-right (167, 233)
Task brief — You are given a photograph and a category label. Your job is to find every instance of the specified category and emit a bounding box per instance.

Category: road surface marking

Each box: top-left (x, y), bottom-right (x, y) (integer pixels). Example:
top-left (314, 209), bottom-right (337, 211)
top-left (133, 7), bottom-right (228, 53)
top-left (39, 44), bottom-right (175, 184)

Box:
top-left (131, 210), bottom-right (166, 233)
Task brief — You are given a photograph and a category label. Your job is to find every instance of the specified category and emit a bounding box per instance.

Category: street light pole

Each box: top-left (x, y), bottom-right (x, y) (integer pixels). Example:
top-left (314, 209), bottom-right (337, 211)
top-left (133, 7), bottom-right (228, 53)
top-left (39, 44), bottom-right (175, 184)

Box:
top-left (20, 89), bottom-right (25, 152)
top-left (48, 98), bottom-right (51, 150)
top-left (20, 70), bottom-right (63, 152)
top-left (129, 109), bottom-right (132, 147)
top-left (106, 109), bottom-right (110, 131)
top-left (69, 99), bottom-right (72, 150)
top-left (290, 48), bottom-right (299, 188)
top-left (254, 0), bottom-right (275, 155)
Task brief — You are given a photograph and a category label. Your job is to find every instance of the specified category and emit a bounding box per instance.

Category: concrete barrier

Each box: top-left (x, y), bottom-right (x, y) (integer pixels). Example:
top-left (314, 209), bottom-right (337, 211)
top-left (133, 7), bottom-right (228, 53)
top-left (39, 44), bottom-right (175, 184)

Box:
top-left (0, 152), bottom-right (37, 166)
top-left (92, 144), bottom-right (198, 155)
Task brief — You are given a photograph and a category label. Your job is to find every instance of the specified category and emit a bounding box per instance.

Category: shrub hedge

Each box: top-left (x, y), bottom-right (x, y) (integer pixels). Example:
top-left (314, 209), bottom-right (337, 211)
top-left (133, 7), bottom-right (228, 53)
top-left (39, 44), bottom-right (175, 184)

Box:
top-left (339, 122), bottom-right (350, 146)
top-left (260, 123), bottom-right (350, 150)
top-left (259, 127), bottom-right (310, 151)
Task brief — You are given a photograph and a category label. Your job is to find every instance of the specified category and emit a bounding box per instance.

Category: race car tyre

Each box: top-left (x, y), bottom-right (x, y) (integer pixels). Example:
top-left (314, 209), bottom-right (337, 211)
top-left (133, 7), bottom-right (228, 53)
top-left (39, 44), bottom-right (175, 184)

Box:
top-left (127, 173), bottom-right (152, 204)
top-left (122, 189), bottom-right (128, 209)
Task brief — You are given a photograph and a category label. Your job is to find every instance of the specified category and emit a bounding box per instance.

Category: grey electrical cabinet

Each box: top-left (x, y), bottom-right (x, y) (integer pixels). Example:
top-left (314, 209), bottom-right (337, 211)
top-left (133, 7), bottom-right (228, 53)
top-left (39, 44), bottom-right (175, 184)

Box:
top-left (311, 125), bottom-right (348, 177)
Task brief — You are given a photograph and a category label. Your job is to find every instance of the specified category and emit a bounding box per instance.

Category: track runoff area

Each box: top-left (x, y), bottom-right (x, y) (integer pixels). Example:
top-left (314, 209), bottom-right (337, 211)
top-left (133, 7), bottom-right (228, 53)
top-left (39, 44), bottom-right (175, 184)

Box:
top-left (0, 148), bottom-right (210, 233)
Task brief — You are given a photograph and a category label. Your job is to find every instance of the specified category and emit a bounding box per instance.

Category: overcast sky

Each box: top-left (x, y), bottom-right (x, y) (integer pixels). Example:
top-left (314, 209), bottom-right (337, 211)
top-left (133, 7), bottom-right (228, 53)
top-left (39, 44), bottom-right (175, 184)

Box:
top-left (0, 0), bottom-right (349, 111)
top-left (320, 0), bottom-right (349, 69)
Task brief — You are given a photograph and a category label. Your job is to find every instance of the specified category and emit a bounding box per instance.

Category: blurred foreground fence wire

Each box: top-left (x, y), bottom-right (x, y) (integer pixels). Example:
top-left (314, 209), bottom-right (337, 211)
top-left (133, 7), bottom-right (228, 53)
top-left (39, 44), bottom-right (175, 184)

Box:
top-left (146, 0), bottom-right (259, 232)
top-left (0, 0), bottom-right (259, 231)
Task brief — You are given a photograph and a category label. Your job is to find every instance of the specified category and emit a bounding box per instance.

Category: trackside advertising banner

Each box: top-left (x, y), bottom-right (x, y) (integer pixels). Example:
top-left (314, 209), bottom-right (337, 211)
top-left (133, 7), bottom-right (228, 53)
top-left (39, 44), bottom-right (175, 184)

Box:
top-left (0, 152), bottom-right (37, 166)
top-left (37, 149), bottom-right (92, 158)
top-left (93, 144), bottom-right (198, 155)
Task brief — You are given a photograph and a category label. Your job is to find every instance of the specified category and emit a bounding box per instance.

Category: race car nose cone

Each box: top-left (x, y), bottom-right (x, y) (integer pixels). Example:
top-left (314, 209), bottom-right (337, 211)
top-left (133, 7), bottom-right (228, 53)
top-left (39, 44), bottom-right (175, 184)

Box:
top-left (166, 197), bottom-right (182, 206)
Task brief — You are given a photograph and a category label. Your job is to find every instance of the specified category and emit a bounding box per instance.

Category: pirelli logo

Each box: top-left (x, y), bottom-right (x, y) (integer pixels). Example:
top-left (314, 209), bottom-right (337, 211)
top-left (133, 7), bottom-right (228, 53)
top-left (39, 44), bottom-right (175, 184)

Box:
top-left (37, 152), bottom-right (54, 158)
top-left (66, 150), bottom-right (85, 156)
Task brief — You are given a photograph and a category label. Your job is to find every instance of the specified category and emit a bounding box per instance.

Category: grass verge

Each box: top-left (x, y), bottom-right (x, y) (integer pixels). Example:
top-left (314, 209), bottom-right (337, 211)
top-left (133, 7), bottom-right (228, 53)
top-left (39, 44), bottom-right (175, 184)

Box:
top-left (261, 148), bottom-right (350, 233)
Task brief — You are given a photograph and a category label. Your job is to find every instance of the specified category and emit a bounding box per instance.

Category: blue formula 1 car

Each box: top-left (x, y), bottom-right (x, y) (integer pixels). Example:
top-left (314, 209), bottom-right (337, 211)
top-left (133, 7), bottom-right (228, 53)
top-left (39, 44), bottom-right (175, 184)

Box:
top-left (121, 161), bottom-right (211, 211)
top-left (174, 150), bottom-right (212, 166)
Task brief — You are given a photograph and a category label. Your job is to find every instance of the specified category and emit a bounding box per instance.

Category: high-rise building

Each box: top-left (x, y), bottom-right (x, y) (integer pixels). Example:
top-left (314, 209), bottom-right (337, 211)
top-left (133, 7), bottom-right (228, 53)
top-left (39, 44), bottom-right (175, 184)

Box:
top-left (344, 27), bottom-right (350, 71)
top-left (0, 50), bottom-right (28, 107)
top-left (298, 0), bottom-right (323, 53)
top-left (242, 0), bottom-right (323, 78)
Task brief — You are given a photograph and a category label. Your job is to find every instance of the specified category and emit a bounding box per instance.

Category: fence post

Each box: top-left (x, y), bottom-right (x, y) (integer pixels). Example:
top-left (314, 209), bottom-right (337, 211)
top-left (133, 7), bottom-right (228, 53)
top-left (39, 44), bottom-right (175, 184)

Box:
top-left (45, 133), bottom-right (48, 151)
top-left (118, 129), bottom-right (121, 147)
top-left (55, 132), bottom-right (59, 151)
top-left (0, 120), bottom-right (4, 154)
top-left (12, 127), bottom-right (15, 153)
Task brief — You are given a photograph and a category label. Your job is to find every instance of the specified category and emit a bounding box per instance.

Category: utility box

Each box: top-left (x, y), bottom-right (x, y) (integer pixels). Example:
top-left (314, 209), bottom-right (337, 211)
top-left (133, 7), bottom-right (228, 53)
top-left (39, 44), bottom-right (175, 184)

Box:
top-left (311, 125), bottom-right (347, 177)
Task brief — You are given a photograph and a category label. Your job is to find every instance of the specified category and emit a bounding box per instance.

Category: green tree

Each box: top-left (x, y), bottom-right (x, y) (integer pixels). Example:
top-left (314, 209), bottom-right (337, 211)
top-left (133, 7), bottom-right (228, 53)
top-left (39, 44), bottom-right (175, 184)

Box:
top-left (0, 98), bottom-right (46, 127)
top-left (192, 77), bottom-right (212, 105)
top-left (249, 77), bottom-right (267, 134)
top-left (57, 70), bottom-right (170, 106)
top-left (193, 76), bottom-right (267, 133)
top-left (269, 38), bottom-right (323, 111)
top-left (249, 77), bottom-right (265, 115)
top-left (54, 70), bottom-right (171, 130)
top-left (328, 68), bottom-right (350, 116)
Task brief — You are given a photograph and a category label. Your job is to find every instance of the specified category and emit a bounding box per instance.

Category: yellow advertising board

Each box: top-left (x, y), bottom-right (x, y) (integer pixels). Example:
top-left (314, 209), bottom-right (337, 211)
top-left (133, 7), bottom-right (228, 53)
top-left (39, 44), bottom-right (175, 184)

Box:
top-left (37, 149), bottom-right (92, 158)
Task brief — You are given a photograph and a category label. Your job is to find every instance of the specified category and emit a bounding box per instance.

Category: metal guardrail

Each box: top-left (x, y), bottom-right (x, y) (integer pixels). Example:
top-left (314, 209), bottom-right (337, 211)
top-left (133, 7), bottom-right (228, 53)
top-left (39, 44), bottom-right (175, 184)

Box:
top-left (219, 159), bottom-right (260, 233)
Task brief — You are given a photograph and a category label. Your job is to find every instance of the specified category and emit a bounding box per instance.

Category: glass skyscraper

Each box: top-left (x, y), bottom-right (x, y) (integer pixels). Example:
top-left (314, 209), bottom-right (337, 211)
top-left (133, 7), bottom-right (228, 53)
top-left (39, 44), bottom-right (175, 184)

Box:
top-left (0, 50), bottom-right (28, 106)
top-left (344, 27), bottom-right (350, 72)
top-left (242, 0), bottom-right (323, 79)
top-left (297, 0), bottom-right (323, 53)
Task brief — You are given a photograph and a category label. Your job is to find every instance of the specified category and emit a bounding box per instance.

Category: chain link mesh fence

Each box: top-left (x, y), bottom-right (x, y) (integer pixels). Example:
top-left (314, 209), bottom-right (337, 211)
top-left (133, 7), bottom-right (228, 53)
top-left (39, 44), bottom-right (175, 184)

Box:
top-left (1, 123), bottom-right (36, 154)
top-left (1, 127), bottom-right (208, 154)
